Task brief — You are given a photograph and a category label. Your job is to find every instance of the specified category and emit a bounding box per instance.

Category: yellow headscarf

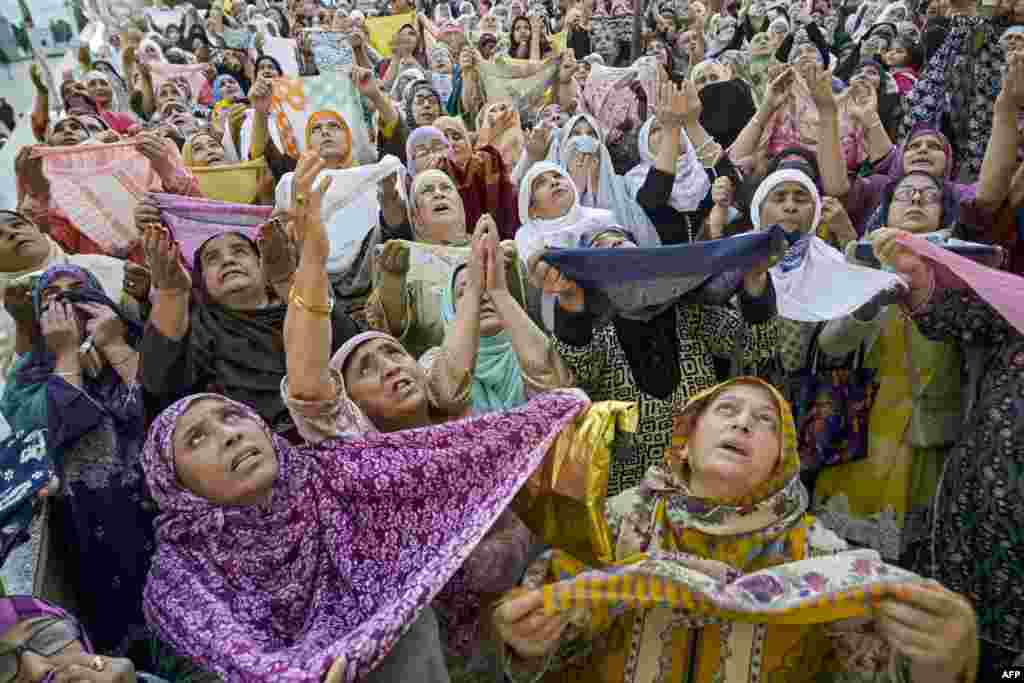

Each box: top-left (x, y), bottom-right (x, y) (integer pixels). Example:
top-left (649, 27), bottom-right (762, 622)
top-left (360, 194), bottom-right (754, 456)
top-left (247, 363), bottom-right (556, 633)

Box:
top-left (304, 110), bottom-right (353, 169)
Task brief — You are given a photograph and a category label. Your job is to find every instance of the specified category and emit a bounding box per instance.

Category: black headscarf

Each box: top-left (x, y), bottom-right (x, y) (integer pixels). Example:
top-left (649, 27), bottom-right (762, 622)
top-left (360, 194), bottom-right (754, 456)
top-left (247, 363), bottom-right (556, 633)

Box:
top-left (188, 234), bottom-right (361, 433)
top-left (698, 79), bottom-right (756, 149)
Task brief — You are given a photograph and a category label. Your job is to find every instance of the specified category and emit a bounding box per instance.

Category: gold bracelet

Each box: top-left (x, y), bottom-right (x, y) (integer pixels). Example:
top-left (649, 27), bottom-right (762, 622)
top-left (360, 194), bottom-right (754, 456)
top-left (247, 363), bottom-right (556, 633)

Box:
top-left (288, 286), bottom-right (335, 318)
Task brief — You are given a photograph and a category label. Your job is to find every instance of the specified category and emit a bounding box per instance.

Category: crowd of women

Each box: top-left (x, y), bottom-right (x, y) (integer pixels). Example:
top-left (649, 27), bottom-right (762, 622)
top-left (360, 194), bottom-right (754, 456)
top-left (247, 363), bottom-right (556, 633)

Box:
top-left (0, 0), bottom-right (1021, 679)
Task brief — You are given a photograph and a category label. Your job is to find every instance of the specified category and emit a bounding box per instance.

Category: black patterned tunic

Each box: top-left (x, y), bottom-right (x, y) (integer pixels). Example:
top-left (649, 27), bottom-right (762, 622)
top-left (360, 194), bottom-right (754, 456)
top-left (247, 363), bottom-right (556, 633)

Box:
top-left (554, 293), bottom-right (778, 496)
top-left (907, 287), bottom-right (1024, 657)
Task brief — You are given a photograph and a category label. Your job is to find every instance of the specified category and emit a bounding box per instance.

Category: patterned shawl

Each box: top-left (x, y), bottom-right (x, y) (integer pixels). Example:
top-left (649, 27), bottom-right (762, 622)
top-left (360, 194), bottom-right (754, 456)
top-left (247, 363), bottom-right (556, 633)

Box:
top-left (753, 169), bottom-right (904, 321)
top-left (152, 193), bottom-right (272, 269)
top-left (142, 389), bottom-right (589, 682)
top-left (33, 141), bottom-right (157, 255)
top-left (524, 378), bottom-right (929, 635)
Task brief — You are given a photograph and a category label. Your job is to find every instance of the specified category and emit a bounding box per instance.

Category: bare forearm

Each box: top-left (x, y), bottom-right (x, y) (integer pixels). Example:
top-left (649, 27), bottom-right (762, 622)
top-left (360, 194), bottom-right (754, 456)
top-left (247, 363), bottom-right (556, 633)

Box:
top-left (381, 186), bottom-right (407, 228)
top-left (861, 113), bottom-right (894, 162)
top-left (817, 106), bottom-right (851, 197)
top-left (150, 289), bottom-right (190, 341)
top-left (462, 72), bottom-right (482, 115)
top-left (251, 111), bottom-right (270, 159)
top-left (100, 340), bottom-right (140, 385)
top-left (54, 352), bottom-right (83, 389)
top-left (284, 244), bottom-right (334, 401)
top-left (977, 98), bottom-right (1020, 210)
top-left (654, 122), bottom-right (682, 175)
top-left (729, 107), bottom-right (772, 163)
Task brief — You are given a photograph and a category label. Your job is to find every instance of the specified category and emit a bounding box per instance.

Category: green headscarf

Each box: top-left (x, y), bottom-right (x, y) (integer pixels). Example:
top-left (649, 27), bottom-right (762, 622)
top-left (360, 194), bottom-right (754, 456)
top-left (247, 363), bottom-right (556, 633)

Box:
top-left (440, 264), bottom-right (526, 414)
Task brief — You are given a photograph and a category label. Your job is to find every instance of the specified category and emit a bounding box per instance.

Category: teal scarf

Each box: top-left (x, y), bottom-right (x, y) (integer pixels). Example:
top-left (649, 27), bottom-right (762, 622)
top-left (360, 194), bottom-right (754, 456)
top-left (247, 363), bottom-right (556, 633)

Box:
top-left (441, 265), bottom-right (526, 414)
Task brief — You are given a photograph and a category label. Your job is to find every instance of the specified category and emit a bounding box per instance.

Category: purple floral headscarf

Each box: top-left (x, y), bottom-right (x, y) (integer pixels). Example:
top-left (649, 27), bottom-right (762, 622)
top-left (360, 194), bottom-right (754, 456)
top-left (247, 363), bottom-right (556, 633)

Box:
top-left (141, 390), bottom-right (588, 682)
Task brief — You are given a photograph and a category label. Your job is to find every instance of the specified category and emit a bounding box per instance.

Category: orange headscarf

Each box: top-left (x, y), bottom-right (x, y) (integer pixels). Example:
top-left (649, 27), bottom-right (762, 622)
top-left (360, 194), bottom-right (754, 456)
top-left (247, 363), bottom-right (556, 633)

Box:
top-left (304, 110), bottom-right (353, 168)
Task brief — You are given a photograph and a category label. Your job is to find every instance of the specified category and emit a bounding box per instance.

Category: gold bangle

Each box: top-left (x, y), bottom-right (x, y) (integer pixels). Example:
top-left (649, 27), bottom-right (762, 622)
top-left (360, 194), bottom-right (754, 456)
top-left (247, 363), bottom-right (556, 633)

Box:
top-left (288, 286), bottom-right (334, 317)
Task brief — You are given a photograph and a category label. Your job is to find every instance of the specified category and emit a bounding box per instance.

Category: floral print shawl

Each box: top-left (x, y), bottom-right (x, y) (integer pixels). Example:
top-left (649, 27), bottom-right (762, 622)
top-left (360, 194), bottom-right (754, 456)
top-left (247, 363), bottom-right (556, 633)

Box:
top-left (142, 390), bottom-right (589, 683)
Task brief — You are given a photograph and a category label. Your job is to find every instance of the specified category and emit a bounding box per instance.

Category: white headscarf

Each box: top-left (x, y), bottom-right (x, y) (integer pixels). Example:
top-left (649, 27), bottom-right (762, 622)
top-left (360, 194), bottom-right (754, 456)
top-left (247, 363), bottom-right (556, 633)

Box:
top-left (753, 169), bottom-right (904, 322)
top-left (623, 116), bottom-right (712, 214)
top-left (516, 162), bottom-right (617, 329)
top-left (558, 114), bottom-right (660, 247)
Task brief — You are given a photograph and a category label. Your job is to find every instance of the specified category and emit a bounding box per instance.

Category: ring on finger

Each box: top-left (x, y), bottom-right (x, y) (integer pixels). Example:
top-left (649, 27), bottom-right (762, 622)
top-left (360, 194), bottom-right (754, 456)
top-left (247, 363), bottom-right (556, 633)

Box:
top-left (91, 655), bottom-right (106, 671)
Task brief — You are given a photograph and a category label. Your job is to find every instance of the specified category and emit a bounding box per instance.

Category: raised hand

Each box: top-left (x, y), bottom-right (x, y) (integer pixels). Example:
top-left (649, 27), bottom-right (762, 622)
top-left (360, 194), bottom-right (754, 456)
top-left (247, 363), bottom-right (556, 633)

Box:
top-left (494, 590), bottom-right (570, 660)
top-left (820, 196), bottom-right (858, 247)
top-left (350, 65), bottom-right (381, 99)
top-left (259, 214), bottom-right (298, 284)
top-left (75, 301), bottom-right (127, 350)
top-left (527, 249), bottom-right (585, 313)
top-left (123, 262), bottom-right (152, 301)
top-left (762, 68), bottom-right (795, 113)
top-left (844, 78), bottom-right (879, 123)
top-left (525, 123), bottom-right (553, 161)
top-left (290, 150), bottom-right (333, 257)
top-left (249, 78), bottom-right (274, 115)
top-left (807, 61), bottom-right (836, 112)
top-left (41, 300), bottom-right (82, 358)
top-left (1000, 51), bottom-right (1024, 110)
top-left (143, 227), bottom-right (192, 292)
top-left (377, 240), bottom-right (411, 276)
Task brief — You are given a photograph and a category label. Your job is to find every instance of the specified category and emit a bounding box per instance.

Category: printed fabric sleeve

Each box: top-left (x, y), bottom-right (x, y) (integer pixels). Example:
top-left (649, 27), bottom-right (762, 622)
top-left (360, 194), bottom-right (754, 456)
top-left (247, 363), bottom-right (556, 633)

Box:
top-left (520, 337), bottom-right (575, 398)
top-left (911, 286), bottom-right (1014, 350)
top-left (281, 368), bottom-right (348, 444)
top-left (819, 310), bottom-right (882, 360)
top-left (698, 303), bottom-right (779, 372)
top-left (552, 307), bottom-right (601, 390)
top-left (418, 345), bottom-right (473, 418)
top-left (46, 378), bottom-right (107, 452)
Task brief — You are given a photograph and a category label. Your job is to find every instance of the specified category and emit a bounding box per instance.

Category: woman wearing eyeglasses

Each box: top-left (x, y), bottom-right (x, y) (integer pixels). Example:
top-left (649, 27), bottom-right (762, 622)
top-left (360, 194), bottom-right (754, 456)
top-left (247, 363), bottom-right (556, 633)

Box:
top-left (0, 596), bottom-right (217, 682)
top-left (811, 170), bottom-right (974, 566)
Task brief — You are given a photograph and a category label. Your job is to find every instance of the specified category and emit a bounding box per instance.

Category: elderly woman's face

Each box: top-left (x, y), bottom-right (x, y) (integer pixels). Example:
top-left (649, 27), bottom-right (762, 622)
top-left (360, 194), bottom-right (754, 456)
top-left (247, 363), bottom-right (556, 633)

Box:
top-left (1005, 32), bottom-right (1024, 55)
top-left (759, 181), bottom-right (816, 234)
top-left (189, 134), bottom-right (227, 167)
top-left (84, 74), bottom-right (113, 106)
top-left (684, 383), bottom-right (781, 497)
top-left (343, 337), bottom-right (430, 431)
top-left (902, 133), bottom-right (947, 177)
top-left (887, 174), bottom-right (943, 234)
top-left (0, 616), bottom-right (91, 681)
top-left (530, 170), bottom-right (574, 220)
top-left (0, 214), bottom-right (49, 273)
top-left (453, 268), bottom-right (503, 336)
top-left (413, 90), bottom-right (441, 126)
top-left (308, 117), bottom-right (349, 161)
top-left (414, 174), bottom-right (466, 242)
top-left (412, 137), bottom-right (449, 171)
top-left (200, 233), bottom-right (265, 304)
top-left (167, 25), bottom-right (181, 43)
top-left (173, 398), bottom-right (279, 507)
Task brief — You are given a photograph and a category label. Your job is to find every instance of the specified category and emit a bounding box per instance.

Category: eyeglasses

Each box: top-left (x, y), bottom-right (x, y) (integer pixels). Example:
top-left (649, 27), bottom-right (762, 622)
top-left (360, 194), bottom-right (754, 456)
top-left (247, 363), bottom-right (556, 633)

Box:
top-left (0, 618), bottom-right (82, 683)
top-left (892, 186), bottom-right (942, 205)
